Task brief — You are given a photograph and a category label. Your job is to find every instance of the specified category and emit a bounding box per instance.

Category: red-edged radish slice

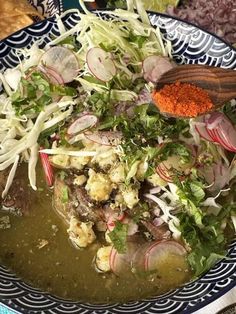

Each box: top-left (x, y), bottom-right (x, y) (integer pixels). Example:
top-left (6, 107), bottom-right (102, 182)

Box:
top-left (86, 47), bottom-right (116, 82)
top-left (84, 131), bottom-right (122, 146)
top-left (109, 242), bottom-right (139, 276)
top-left (142, 56), bottom-right (173, 83)
top-left (195, 123), bottom-right (213, 142)
top-left (39, 65), bottom-right (64, 85)
top-left (39, 150), bottom-right (54, 187)
top-left (67, 114), bottom-right (98, 136)
top-left (156, 143), bottom-right (195, 182)
top-left (203, 116), bottom-right (217, 142)
top-left (131, 240), bottom-right (186, 274)
top-left (206, 112), bottom-right (223, 129)
top-left (144, 241), bottom-right (186, 272)
top-left (216, 117), bottom-right (236, 152)
top-left (205, 112), bottom-right (236, 152)
top-left (156, 164), bottom-right (173, 182)
top-left (214, 128), bottom-right (235, 152)
top-left (40, 46), bottom-right (79, 83)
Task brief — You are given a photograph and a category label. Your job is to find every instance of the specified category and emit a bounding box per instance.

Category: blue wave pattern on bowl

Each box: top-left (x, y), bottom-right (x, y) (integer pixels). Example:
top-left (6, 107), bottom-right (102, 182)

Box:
top-left (28, 0), bottom-right (63, 17)
top-left (0, 11), bottom-right (236, 314)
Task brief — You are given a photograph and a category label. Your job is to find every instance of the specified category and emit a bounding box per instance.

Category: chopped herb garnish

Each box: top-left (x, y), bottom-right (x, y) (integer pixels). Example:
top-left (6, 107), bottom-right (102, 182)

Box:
top-left (61, 186), bottom-right (69, 203)
top-left (108, 221), bottom-right (128, 253)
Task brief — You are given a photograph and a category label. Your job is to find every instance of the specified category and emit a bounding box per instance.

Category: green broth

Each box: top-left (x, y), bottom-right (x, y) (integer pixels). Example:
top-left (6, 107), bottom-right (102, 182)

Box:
top-left (0, 166), bottom-right (191, 303)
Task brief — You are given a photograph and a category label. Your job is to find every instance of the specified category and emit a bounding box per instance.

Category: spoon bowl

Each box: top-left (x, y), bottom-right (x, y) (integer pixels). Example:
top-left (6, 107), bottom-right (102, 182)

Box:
top-left (155, 64), bottom-right (236, 114)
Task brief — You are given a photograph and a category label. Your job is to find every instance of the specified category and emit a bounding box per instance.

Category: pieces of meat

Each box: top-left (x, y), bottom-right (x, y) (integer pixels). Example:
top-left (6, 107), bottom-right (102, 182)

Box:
top-left (141, 220), bottom-right (171, 240)
top-left (53, 174), bottom-right (105, 225)
top-left (74, 186), bottom-right (104, 222)
top-left (0, 169), bottom-right (31, 216)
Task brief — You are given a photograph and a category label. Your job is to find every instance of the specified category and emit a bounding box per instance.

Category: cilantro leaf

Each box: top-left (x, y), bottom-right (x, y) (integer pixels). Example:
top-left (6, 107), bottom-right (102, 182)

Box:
top-left (175, 177), bottom-right (205, 226)
top-left (178, 204), bottom-right (235, 276)
top-left (108, 221), bottom-right (128, 253)
top-left (158, 142), bottom-right (191, 164)
top-left (11, 71), bottom-right (77, 116)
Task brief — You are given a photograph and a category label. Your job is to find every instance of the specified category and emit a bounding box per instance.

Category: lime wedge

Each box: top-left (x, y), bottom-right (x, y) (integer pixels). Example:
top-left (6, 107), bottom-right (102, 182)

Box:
top-left (142, 0), bottom-right (180, 12)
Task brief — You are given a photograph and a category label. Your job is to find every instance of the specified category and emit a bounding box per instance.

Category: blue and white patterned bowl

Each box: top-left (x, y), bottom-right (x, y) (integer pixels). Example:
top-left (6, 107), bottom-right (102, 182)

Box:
top-left (28, 0), bottom-right (63, 17)
top-left (0, 10), bottom-right (236, 314)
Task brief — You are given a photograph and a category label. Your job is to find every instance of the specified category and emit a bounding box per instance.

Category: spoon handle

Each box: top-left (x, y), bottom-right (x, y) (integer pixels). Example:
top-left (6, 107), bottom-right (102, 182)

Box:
top-left (212, 67), bottom-right (236, 104)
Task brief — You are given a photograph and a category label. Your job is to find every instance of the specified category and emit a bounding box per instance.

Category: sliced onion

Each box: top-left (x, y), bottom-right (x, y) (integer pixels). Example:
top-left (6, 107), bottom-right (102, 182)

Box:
top-left (199, 162), bottom-right (230, 193)
top-left (84, 131), bottom-right (122, 146)
top-left (86, 47), bottom-right (116, 82)
top-left (40, 46), bottom-right (79, 83)
top-left (67, 114), bottom-right (98, 136)
top-left (198, 164), bottom-right (215, 187)
top-left (153, 217), bottom-right (164, 227)
top-left (39, 150), bottom-right (54, 187)
top-left (149, 186), bottom-right (161, 194)
top-left (109, 242), bottom-right (139, 276)
top-left (206, 112), bottom-right (223, 130)
top-left (209, 163), bottom-right (230, 193)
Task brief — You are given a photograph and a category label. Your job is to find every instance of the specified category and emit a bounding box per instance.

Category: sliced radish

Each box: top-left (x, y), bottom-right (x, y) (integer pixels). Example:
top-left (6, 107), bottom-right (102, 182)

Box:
top-left (156, 143), bottom-right (195, 183)
top-left (84, 131), bottom-right (122, 146)
top-left (67, 114), bottom-right (98, 136)
top-left (205, 112), bottom-right (236, 152)
top-left (131, 240), bottom-right (186, 273)
top-left (216, 118), bottom-right (236, 152)
top-left (109, 242), bottom-right (139, 276)
top-left (144, 241), bottom-right (186, 272)
top-left (195, 123), bottom-right (213, 142)
top-left (86, 47), bottom-right (116, 82)
top-left (142, 55), bottom-right (173, 83)
top-left (206, 112), bottom-right (223, 130)
top-left (156, 163), bottom-right (173, 182)
top-left (40, 46), bottom-right (79, 83)
top-left (214, 128), bottom-right (235, 152)
top-left (39, 150), bottom-right (54, 187)
top-left (209, 163), bottom-right (230, 192)
top-left (38, 65), bottom-right (64, 85)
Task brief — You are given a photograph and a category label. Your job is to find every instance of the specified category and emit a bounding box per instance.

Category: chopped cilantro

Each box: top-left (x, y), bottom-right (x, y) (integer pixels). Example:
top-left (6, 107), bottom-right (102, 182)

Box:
top-left (61, 186), bottom-right (69, 203)
top-left (175, 176), bottom-right (205, 226)
top-left (158, 142), bottom-right (192, 164)
top-left (128, 31), bottom-right (147, 48)
top-left (108, 221), bottom-right (128, 253)
top-left (178, 204), bottom-right (235, 276)
top-left (11, 71), bottom-right (77, 116)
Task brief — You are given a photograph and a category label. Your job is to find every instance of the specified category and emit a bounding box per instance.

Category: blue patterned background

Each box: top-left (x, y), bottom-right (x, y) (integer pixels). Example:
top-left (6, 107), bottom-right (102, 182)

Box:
top-left (0, 1), bottom-right (235, 314)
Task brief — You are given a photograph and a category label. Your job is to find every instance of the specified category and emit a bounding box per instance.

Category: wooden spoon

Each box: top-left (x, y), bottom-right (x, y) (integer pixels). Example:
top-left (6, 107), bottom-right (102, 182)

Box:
top-left (155, 64), bottom-right (236, 114)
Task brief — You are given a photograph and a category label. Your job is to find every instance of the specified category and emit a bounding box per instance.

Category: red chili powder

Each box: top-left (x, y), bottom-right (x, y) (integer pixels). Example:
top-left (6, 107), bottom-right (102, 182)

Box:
top-left (152, 81), bottom-right (214, 117)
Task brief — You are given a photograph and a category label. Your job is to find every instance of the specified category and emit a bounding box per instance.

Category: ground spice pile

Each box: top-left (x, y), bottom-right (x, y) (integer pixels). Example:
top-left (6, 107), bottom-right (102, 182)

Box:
top-left (152, 81), bottom-right (214, 117)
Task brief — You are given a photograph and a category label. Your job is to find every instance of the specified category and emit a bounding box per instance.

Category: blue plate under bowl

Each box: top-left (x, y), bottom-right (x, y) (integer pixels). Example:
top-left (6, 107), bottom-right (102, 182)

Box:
top-left (0, 9), bottom-right (236, 314)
